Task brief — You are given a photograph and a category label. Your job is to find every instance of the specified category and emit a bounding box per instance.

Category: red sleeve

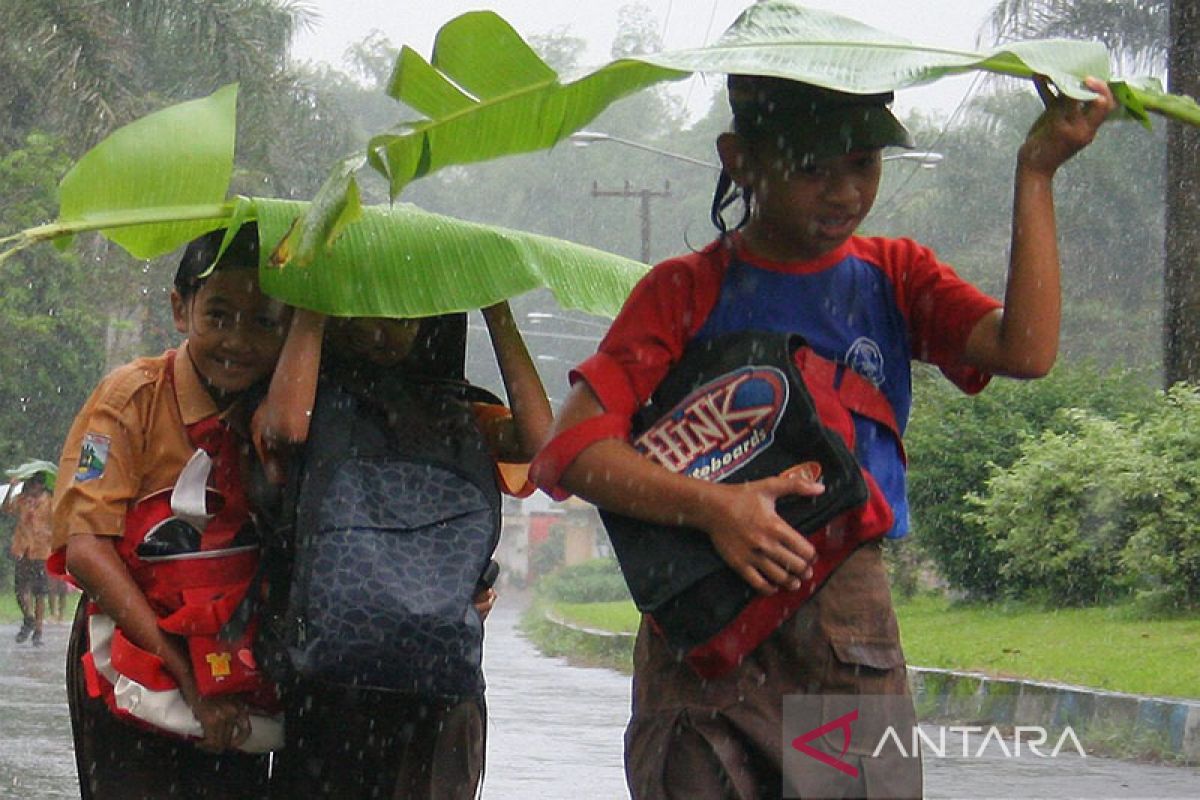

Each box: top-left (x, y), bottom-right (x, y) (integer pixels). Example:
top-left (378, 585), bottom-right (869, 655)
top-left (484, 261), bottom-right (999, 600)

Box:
top-left (862, 237), bottom-right (1002, 394)
top-left (530, 244), bottom-right (727, 496)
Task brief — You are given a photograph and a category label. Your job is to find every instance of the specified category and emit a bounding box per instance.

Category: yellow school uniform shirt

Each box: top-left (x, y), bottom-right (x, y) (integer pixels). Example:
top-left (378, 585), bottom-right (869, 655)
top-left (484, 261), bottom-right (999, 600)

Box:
top-left (52, 342), bottom-right (236, 549)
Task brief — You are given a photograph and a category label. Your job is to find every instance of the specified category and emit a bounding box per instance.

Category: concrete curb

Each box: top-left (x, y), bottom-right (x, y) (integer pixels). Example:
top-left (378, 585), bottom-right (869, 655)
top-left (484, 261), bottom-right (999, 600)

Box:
top-left (909, 667), bottom-right (1200, 764)
top-left (541, 611), bottom-right (1200, 763)
top-left (542, 609), bottom-right (636, 639)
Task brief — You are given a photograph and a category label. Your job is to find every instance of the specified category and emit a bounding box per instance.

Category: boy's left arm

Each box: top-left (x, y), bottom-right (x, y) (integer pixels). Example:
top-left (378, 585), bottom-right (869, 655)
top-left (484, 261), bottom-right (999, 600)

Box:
top-left (964, 76), bottom-right (1115, 379)
top-left (480, 301), bottom-right (553, 461)
top-left (251, 308), bottom-right (326, 484)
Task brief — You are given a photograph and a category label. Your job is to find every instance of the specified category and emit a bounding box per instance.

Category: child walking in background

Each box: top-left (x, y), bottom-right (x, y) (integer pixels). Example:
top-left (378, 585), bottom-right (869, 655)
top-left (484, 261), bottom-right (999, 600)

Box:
top-left (4, 471), bottom-right (53, 646)
top-left (532, 72), bottom-right (1114, 799)
top-left (51, 224), bottom-right (288, 799)
top-left (255, 302), bottom-right (551, 799)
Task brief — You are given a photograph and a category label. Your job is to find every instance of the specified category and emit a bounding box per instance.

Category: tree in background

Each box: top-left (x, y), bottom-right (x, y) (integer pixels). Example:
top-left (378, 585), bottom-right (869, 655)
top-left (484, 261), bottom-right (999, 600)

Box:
top-left (986, 0), bottom-right (1167, 75)
top-left (984, 0), bottom-right (1197, 385)
top-left (1166, 1), bottom-right (1200, 386)
top-left (0, 0), bottom-right (356, 472)
top-left (0, 134), bottom-right (104, 469)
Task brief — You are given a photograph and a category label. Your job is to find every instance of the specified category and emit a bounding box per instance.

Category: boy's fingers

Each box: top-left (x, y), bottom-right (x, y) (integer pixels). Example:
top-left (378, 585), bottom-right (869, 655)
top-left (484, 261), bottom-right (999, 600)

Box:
top-left (737, 562), bottom-right (775, 595)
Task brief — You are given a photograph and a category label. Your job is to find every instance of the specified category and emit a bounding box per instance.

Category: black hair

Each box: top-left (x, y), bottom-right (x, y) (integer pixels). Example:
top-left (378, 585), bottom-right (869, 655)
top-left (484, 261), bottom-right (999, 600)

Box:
top-left (710, 169), bottom-right (753, 239)
top-left (174, 222), bottom-right (260, 299)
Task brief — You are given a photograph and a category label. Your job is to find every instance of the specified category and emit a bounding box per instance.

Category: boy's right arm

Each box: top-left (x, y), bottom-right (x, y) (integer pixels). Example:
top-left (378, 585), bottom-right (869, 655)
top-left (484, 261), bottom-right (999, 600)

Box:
top-left (66, 534), bottom-right (252, 752)
top-left (551, 381), bottom-right (821, 595)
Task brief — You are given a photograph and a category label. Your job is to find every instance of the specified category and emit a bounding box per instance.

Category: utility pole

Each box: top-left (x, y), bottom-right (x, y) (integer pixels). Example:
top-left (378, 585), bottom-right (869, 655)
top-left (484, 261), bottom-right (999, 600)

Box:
top-left (590, 180), bottom-right (671, 263)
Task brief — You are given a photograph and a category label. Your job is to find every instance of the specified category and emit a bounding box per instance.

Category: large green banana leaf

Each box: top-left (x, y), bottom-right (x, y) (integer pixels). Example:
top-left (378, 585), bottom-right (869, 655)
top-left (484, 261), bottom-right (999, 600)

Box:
top-left (56, 83), bottom-right (239, 258)
top-left (255, 199), bottom-right (646, 317)
top-left (0, 83), bottom-right (647, 318)
top-left (368, 0), bottom-right (1198, 204)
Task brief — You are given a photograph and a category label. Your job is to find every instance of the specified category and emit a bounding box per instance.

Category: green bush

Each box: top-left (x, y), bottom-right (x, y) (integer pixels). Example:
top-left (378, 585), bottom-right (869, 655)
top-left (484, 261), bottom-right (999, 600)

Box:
top-left (906, 362), bottom-right (1157, 599)
top-left (962, 384), bottom-right (1200, 610)
top-left (1120, 384), bottom-right (1200, 609)
top-left (535, 557), bottom-right (632, 604)
top-left (967, 412), bottom-right (1144, 605)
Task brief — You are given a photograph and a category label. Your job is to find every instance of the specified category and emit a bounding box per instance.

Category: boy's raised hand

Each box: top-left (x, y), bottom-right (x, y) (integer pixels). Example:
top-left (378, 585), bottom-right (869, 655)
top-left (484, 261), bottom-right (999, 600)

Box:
top-left (1019, 75), bottom-right (1115, 176)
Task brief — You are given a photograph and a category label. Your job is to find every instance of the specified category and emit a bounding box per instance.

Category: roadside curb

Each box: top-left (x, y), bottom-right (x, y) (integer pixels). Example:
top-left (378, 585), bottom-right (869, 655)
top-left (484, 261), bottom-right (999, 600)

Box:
top-left (541, 611), bottom-right (1200, 763)
top-left (542, 609), bottom-right (636, 639)
top-left (909, 667), bottom-right (1200, 763)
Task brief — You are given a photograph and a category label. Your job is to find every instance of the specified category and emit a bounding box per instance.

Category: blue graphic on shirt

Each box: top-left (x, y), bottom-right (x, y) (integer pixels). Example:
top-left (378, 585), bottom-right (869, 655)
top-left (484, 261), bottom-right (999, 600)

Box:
top-left (694, 253), bottom-right (913, 537)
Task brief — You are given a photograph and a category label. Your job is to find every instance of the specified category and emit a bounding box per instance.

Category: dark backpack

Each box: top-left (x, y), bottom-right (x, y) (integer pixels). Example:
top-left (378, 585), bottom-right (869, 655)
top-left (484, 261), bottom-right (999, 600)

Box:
top-left (253, 316), bottom-right (503, 700)
top-left (599, 331), bottom-right (894, 677)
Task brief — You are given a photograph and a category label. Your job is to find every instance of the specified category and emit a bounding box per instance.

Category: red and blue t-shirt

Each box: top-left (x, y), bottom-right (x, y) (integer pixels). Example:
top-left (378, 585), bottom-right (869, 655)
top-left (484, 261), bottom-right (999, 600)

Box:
top-left (559, 233), bottom-right (1001, 538)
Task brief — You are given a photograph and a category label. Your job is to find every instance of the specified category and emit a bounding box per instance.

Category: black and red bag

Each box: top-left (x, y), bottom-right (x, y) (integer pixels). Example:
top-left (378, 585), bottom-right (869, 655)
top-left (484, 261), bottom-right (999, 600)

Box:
top-left (599, 331), bottom-right (894, 678)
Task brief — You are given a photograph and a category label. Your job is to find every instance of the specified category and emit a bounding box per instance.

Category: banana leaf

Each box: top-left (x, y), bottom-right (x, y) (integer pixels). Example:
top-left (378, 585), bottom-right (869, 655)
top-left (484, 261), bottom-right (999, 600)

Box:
top-left (0, 83), bottom-right (647, 318)
top-left (255, 199), bottom-right (647, 318)
top-left (367, 0), bottom-right (1199, 204)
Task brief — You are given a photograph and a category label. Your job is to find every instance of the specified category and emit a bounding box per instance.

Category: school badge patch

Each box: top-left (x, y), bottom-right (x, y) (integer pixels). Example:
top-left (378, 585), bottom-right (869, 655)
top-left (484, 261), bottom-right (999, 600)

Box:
top-left (633, 366), bottom-right (789, 483)
top-left (76, 433), bottom-right (111, 482)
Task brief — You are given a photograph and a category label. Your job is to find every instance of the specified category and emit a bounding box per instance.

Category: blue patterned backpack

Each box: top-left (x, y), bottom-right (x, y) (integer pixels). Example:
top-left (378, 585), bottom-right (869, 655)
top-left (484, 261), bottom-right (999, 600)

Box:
top-left (252, 314), bottom-right (502, 700)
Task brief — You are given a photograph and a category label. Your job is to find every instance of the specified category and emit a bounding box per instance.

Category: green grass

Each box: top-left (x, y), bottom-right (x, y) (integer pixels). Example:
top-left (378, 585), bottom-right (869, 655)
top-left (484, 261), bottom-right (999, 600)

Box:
top-left (519, 599), bottom-right (634, 673)
top-left (542, 593), bottom-right (1200, 699)
top-left (0, 592), bottom-right (22, 621)
top-left (555, 600), bottom-right (642, 634)
top-left (895, 593), bottom-right (1200, 699)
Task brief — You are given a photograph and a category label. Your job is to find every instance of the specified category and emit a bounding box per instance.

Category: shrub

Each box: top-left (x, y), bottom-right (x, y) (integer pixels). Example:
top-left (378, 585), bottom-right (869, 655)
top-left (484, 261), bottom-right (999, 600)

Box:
top-left (963, 383), bottom-right (1200, 610)
top-left (1120, 384), bottom-right (1200, 609)
top-left (966, 412), bottom-right (1145, 605)
top-left (906, 362), bottom-right (1157, 599)
top-left (535, 557), bottom-right (632, 604)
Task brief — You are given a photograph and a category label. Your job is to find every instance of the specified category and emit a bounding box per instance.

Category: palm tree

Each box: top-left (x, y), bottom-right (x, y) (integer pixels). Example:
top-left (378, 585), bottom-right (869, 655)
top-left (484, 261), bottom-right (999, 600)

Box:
top-left (1166, 1), bottom-right (1200, 385)
top-left (0, 0), bottom-right (316, 152)
top-left (985, 0), bottom-right (1167, 75)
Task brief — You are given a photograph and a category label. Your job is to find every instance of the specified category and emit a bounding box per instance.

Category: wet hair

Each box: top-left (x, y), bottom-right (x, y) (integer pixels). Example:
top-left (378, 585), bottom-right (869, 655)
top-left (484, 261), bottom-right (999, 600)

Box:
top-left (173, 223), bottom-right (260, 300)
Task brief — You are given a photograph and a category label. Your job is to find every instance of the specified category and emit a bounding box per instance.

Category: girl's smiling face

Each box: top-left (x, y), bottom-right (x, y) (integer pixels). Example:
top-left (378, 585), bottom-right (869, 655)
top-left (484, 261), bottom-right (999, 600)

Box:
top-left (171, 269), bottom-right (290, 402)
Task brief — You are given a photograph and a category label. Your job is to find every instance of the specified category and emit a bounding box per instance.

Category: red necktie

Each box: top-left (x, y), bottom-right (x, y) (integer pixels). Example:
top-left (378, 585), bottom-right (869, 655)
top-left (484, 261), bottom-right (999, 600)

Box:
top-left (185, 416), bottom-right (249, 550)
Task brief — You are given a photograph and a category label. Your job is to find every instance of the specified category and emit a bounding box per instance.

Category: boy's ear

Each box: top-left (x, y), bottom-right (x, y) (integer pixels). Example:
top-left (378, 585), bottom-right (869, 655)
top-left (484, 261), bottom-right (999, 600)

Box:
top-left (717, 133), bottom-right (751, 187)
top-left (170, 290), bottom-right (189, 335)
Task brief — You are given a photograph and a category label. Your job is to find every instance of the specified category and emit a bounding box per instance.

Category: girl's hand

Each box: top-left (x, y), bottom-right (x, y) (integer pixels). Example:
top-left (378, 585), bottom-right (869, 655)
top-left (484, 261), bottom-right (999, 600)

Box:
top-left (1018, 75), bottom-right (1115, 177)
top-left (702, 469), bottom-right (823, 595)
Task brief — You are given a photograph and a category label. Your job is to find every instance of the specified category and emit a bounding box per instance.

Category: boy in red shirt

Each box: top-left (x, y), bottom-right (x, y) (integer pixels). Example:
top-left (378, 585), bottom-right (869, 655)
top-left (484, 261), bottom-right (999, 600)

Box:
top-left (534, 73), bottom-right (1114, 798)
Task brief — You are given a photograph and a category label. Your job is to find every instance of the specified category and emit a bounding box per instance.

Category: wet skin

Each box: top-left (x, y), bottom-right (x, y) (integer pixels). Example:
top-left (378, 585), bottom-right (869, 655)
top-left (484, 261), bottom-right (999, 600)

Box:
top-left (170, 270), bottom-right (291, 406)
top-left (717, 133), bottom-right (884, 262)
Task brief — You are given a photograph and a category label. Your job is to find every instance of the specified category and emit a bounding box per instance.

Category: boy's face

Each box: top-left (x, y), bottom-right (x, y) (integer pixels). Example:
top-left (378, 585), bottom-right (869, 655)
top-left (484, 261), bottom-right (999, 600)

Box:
top-left (327, 317), bottom-right (422, 366)
top-left (721, 134), bottom-right (883, 260)
top-left (171, 269), bottom-right (290, 399)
